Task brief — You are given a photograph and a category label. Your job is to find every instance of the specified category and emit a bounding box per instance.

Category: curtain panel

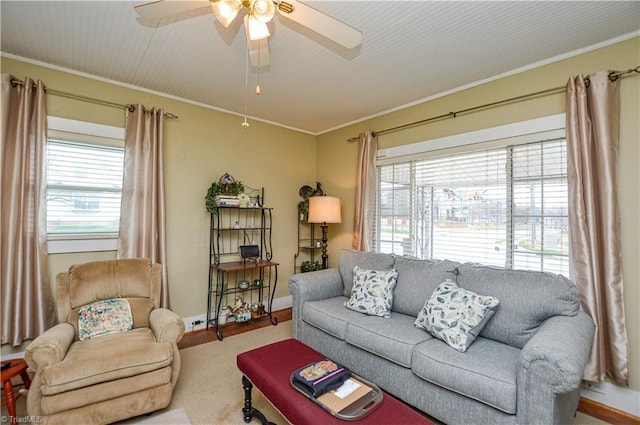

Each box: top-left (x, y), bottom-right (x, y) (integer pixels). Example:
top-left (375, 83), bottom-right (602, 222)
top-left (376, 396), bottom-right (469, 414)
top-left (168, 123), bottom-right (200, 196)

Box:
top-left (117, 104), bottom-right (170, 308)
top-left (566, 71), bottom-right (629, 385)
top-left (1, 74), bottom-right (56, 346)
top-left (353, 130), bottom-right (378, 251)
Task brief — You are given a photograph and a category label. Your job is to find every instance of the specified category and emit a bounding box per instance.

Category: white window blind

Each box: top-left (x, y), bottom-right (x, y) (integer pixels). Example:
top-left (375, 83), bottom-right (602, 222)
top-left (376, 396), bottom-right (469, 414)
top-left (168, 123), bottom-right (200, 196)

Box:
top-left (376, 139), bottom-right (569, 276)
top-left (46, 139), bottom-right (124, 235)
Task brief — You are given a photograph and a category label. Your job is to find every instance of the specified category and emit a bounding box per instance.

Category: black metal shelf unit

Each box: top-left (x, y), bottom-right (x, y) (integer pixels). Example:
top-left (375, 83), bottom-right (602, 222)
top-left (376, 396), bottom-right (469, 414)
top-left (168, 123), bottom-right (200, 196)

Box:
top-left (207, 187), bottom-right (278, 341)
top-left (293, 218), bottom-right (321, 274)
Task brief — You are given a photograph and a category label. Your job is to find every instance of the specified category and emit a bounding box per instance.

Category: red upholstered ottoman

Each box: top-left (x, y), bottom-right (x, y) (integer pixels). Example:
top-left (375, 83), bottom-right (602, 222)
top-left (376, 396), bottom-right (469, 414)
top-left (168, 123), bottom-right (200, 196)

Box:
top-left (237, 338), bottom-right (434, 425)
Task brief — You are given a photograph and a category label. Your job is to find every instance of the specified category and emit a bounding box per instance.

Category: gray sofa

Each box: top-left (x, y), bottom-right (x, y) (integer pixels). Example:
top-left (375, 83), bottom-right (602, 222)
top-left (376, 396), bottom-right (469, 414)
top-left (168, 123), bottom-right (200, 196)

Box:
top-left (289, 249), bottom-right (595, 425)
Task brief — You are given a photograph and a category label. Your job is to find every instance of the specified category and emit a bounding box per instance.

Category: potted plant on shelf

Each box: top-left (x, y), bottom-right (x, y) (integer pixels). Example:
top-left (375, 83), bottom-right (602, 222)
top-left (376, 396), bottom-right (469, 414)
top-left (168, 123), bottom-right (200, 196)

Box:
top-left (300, 260), bottom-right (322, 273)
top-left (297, 199), bottom-right (309, 221)
top-left (205, 172), bottom-right (245, 215)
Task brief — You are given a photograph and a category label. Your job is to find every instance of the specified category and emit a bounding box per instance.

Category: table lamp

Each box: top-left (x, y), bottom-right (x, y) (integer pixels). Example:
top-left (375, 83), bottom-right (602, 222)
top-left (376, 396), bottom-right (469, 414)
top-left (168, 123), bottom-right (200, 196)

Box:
top-left (307, 195), bottom-right (342, 269)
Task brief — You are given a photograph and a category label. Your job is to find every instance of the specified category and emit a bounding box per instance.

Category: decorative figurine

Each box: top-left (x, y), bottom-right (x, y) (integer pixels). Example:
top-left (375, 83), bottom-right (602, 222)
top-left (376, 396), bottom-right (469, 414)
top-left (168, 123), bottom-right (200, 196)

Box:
top-left (231, 296), bottom-right (249, 314)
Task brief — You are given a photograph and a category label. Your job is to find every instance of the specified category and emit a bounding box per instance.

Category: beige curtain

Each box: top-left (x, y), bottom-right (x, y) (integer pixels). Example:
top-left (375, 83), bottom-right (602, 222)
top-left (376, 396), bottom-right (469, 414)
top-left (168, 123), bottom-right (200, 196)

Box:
top-left (566, 71), bottom-right (629, 385)
top-left (353, 130), bottom-right (377, 251)
top-left (1, 74), bottom-right (56, 346)
top-left (117, 104), bottom-right (170, 308)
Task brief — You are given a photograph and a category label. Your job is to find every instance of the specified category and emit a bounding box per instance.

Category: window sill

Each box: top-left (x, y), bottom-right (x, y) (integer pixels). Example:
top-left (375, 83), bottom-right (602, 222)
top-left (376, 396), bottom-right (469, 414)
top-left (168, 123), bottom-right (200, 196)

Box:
top-left (47, 236), bottom-right (117, 254)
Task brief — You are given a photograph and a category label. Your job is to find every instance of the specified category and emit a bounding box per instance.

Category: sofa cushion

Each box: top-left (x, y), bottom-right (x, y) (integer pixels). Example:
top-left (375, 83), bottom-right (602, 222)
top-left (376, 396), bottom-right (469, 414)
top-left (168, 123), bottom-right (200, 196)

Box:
top-left (414, 280), bottom-right (499, 352)
top-left (456, 263), bottom-right (580, 348)
top-left (338, 249), bottom-right (395, 297)
top-left (344, 266), bottom-right (398, 318)
top-left (412, 337), bottom-right (520, 414)
top-left (346, 312), bottom-right (432, 368)
top-left (40, 328), bottom-right (173, 395)
top-left (77, 298), bottom-right (133, 341)
top-left (393, 257), bottom-right (459, 316)
top-left (302, 297), bottom-right (361, 340)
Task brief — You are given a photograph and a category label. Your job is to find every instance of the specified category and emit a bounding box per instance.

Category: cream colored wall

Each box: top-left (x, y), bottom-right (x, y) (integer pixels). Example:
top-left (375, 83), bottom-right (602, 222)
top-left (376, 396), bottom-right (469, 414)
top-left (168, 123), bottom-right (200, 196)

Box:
top-left (316, 37), bottom-right (640, 394)
top-left (1, 57), bottom-right (316, 355)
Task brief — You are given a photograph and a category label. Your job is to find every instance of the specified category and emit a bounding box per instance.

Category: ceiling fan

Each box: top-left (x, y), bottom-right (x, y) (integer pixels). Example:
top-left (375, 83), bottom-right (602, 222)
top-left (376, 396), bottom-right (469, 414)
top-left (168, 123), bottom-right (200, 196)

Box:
top-left (134, 0), bottom-right (363, 68)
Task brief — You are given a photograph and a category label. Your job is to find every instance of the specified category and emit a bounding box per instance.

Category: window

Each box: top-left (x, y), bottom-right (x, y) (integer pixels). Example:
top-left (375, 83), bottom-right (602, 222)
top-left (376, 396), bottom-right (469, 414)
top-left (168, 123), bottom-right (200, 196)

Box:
top-left (375, 116), bottom-right (569, 276)
top-left (46, 140), bottom-right (123, 234)
top-left (46, 117), bottom-right (125, 253)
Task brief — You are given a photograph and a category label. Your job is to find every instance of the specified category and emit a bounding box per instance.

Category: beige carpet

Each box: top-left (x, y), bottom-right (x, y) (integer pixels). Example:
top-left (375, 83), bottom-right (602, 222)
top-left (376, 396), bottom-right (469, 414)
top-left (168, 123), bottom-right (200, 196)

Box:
top-left (161, 322), bottom-right (293, 425)
top-left (3, 320), bottom-right (610, 424)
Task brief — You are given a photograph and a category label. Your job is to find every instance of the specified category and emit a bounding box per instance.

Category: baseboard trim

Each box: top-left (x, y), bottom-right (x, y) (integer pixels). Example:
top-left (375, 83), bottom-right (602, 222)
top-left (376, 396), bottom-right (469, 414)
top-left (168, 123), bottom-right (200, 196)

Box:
top-left (578, 397), bottom-right (640, 424)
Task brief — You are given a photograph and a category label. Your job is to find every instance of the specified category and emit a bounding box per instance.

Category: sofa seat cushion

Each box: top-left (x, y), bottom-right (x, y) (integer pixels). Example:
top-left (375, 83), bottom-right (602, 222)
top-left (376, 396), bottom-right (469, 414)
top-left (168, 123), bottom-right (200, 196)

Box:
top-left (40, 328), bottom-right (173, 395)
top-left (40, 367), bottom-right (172, 415)
top-left (302, 297), bottom-right (361, 340)
top-left (346, 312), bottom-right (432, 368)
top-left (412, 337), bottom-right (520, 414)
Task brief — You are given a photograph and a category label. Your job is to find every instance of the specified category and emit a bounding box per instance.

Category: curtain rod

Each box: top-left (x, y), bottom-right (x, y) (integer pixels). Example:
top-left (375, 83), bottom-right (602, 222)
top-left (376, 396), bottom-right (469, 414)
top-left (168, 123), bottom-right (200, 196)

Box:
top-left (347, 66), bottom-right (640, 142)
top-left (9, 78), bottom-right (179, 119)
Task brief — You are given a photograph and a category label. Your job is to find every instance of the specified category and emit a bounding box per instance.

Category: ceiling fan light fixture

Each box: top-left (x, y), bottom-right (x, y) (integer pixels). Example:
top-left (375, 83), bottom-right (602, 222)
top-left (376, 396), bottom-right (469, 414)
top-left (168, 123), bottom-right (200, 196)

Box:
top-left (211, 0), bottom-right (242, 27)
top-left (251, 0), bottom-right (275, 23)
top-left (244, 14), bottom-right (270, 40)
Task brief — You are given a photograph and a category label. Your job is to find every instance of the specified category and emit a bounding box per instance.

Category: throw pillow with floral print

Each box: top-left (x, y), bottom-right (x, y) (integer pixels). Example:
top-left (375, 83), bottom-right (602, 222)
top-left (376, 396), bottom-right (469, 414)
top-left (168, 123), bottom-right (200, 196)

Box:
top-left (415, 279), bottom-right (499, 352)
top-left (78, 298), bottom-right (133, 341)
top-left (344, 266), bottom-right (398, 318)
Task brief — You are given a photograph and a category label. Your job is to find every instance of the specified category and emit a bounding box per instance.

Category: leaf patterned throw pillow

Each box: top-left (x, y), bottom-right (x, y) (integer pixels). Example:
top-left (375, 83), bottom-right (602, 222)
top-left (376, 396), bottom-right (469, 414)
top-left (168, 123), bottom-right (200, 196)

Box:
top-left (344, 266), bottom-right (398, 318)
top-left (78, 298), bottom-right (133, 341)
top-left (414, 280), bottom-right (499, 352)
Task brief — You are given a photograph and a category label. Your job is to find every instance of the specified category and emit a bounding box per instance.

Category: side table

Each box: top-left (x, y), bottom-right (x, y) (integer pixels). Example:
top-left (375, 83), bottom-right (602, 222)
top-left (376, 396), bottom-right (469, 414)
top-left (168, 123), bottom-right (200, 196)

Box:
top-left (1, 359), bottom-right (31, 418)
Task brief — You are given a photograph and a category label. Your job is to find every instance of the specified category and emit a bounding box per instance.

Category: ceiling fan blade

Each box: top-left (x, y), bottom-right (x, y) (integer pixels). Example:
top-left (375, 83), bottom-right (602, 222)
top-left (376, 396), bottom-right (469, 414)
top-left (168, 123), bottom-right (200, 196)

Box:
top-left (276, 0), bottom-right (362, 49)
top-left (248, 38), bottom-right (270, 68)
top-left (244, 19), bottom-right (271, 68)
top-left (134, 0), bottom-right (210, 20)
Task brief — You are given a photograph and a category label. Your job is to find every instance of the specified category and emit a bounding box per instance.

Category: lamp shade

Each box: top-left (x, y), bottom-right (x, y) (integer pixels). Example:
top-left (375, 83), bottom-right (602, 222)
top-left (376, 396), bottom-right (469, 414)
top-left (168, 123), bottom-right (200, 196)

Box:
top-left (308, 196), bottom-right (342, 224)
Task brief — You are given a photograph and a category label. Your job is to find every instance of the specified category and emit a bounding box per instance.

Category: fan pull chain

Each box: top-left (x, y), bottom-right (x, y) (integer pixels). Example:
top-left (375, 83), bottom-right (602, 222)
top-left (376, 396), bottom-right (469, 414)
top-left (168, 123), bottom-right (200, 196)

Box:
top-left (242, 43), bottom-right (250, 129)
top-left (256, 44), bottom-right (262, 95)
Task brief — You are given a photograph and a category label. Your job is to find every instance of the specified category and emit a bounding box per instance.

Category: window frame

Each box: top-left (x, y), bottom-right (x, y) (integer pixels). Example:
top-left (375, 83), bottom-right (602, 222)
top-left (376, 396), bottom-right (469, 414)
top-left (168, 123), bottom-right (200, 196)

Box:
top-left (46, 116), bottom-right (124, 254)
top-left (374, 114), bottom-right (569, 275)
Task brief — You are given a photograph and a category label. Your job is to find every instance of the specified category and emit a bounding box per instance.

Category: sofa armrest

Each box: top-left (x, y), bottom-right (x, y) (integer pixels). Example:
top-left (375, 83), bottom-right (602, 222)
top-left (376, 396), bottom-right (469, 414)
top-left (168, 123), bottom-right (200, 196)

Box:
top-left (25, 323), bottom-right (75, 371)
top-left (150, 308), bottom-right (185, 344)
top-left (25, 324), bottom-right (74, 418)
top-left (517, 311), bottom-right (595, 423)
top-left (289, 268), bottom-right (344, 302)
top-left (289, 268), bottom-right (344, 340)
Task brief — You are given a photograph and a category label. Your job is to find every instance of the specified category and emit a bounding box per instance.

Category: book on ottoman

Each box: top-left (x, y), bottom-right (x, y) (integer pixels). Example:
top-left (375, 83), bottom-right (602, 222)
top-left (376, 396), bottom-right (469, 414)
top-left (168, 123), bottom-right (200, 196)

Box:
top-left (292, 359), bottom-right (351, 398)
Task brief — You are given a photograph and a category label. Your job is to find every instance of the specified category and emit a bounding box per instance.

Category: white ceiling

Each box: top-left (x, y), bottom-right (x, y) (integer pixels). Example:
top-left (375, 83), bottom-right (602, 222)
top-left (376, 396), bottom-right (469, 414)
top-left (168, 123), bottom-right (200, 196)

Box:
top-left (1, 1), bottom-right (639, 135)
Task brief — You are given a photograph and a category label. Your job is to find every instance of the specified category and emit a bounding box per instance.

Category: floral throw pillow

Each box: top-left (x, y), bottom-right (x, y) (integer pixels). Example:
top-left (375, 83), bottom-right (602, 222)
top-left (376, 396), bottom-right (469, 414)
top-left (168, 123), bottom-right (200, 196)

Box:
top-left (414, 280), bottom-right (499, 352)
top-left (344, 266), bottom-right (398, 318)
top-left (78, 299), bottom-right (133, 341)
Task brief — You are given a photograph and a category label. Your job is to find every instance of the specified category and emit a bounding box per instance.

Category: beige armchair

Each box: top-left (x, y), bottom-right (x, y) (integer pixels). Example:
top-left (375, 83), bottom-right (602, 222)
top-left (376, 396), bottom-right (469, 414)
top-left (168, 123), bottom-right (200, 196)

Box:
top-left (25, 258), bottom-right (184, 425)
